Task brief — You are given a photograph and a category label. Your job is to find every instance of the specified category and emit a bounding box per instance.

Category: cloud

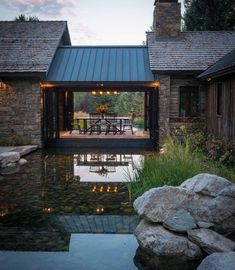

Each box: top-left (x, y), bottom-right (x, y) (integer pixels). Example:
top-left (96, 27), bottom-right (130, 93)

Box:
top-left (3, 0), bottom-right (76, 15)
top-left (69, 22), bottom-right (99, 45)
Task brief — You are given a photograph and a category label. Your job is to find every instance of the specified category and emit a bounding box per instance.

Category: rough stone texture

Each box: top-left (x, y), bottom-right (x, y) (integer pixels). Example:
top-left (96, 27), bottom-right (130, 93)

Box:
top-left (159, 77), bottom-right (206, 146)
top-left (180, 173), bottom-right (232, 197)
top-left (133, 186), bottom-right (192, 223)
top-left (158, 75), bottom-right (170, 146)
top-left (163, 208), bottom-right (197, 233)
top-left (186, 194), bottom-right (235, 233)
top-left (153, 2), bottom-right (181, 37)
top-left (219, 185), bottom-right (235, 198)
top-left (188, 229), bottom-right (235, 254)
top-left (135, 219), bottom-right (203, 260)
top-left (0, 151), bottom-right (20, 166)
top-left (197, 252), bottom-right (235, 270)
top-left (197, 222), bottom-right (214, 229)
top-left (0, 79), bottom-right (42, 147)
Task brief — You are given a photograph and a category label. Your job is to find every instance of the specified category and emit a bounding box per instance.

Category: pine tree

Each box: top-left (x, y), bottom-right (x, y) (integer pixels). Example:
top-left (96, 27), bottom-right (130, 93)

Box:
top-left (184, 0), bottom-right (235, 30)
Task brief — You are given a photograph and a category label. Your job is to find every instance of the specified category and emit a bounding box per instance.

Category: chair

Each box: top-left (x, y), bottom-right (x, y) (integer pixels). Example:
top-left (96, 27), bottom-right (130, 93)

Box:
top-left (70, 119), bottom-right (81, 134)
top-left (105, 113), bottom-right (119, 134)
top-left (122, 117), bottom-right (133, 134)
top-left (88, 113), bottom-right (102, 134)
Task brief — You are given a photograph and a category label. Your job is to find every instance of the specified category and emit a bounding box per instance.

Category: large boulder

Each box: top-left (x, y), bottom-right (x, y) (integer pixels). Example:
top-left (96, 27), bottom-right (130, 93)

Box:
top-left (186, 194), bottom-right (235, 233)
top-left (188, 229), bottom-right (235, 254)
top-left (180, 173), bottom-right (232, 197)
top-left (0, 152), bottom-right (20, 167)
top-left (197, 252), bottom-right (235, 270)
top-left (163, 208), bottom-right (197, 233)
top-left (133, 186), bottom-right (193, 223)
top-left (134, 219), bottom-right (203, 260)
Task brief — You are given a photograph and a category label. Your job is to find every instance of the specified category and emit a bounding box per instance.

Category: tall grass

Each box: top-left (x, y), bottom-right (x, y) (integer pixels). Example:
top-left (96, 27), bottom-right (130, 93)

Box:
top-left (128, 137), bottom-right (235, 199)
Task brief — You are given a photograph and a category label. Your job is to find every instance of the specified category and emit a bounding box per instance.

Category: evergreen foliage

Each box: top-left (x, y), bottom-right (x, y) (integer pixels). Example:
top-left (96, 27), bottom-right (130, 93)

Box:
top-left (184, 0), bottom-right (235, 30)
top-left (14, 14), bottom-right (39, 22)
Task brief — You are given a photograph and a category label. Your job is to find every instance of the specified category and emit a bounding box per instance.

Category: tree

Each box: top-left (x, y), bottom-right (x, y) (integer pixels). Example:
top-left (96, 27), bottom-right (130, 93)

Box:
top-left (184, 0), bottom-right (235, 31)
top-left (14, 14), bottom-right (39, 22)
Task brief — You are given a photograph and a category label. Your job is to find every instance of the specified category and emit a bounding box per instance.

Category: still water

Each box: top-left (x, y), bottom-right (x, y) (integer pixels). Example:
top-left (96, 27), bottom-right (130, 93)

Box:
top-left (0, 150), bottom-right (143, 270)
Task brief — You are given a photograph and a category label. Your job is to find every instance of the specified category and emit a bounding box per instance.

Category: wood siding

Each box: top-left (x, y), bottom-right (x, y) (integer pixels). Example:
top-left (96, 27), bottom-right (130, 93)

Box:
top-left (206, 76), bottom-right (235, 141)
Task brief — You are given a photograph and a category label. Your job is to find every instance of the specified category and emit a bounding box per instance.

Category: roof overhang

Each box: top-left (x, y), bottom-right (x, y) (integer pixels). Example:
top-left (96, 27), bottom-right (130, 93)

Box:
top-left (46, 46), bottom-right (155, 84)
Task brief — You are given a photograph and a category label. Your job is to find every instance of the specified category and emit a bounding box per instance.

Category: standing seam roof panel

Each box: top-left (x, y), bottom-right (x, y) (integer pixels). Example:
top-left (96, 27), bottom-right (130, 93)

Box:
top-left (46, 46), bottom-right (154, 82)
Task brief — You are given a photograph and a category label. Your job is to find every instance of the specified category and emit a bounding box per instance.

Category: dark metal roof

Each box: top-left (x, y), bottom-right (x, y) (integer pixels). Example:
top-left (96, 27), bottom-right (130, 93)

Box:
top-left (198, 48), bottom-right (235, 79)
top-left (46, 46), bottom-right (154, 83)
top-left (0, 21), bottom-right (71, 73)
top-left (147, 31), bottom-right (235, 72)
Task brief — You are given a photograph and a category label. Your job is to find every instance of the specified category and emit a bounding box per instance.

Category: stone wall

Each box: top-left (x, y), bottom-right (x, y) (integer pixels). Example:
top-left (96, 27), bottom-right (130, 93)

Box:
top-left (158, 76), bottom-right (206, 146)
top-left (0, 78), bottom-right (42, 147)
top-left (158, 75), bottom-right (171, 145)
top-left (153, 1), bottom-right (181, 37)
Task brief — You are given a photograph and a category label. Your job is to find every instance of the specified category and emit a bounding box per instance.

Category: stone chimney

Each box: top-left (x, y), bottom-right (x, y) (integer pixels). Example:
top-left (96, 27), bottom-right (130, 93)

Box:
top-left (153, 0), bottom-right (181, 37)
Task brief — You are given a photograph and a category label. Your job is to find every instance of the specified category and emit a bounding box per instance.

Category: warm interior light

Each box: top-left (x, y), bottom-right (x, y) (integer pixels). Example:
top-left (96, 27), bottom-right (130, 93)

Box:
top-left (92, 91), bottom-right (96, 96)
top-left (152, 81), bottom-right (160, 88)
top-left (113, 91), bottom-right (118, 95)
top-left (0, 79), bottom-right (6, 90)
top-left (106, 91), bottom-right (110, 95)
top-left (99, 91), bottom-right (103, 95)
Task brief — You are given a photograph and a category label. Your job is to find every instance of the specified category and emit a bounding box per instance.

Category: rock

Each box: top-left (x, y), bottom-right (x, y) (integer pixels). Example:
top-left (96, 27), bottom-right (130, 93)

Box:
top-left (18, 158), bottom-right (27, 166)
top-left (180, 173), bottom-right (232, 197)
top-left (197, 252), bottom-right (235, 270)
top-left (163, 208), bottom-right (197, 233)
top-left (12, 145), bottom-right (38, 157)
top-left (134, 219), bottom-right (203, 260)
top-left (133, 186), bottom-right (193, 223)
top-left (219, 185), bottom-right (235, 198)
top-left (188, 229), bottom-right (235, 254)
top-left (0, 151), bottom-right (20, 166)
top-left (197, 221), bottom-right (214, 229)
top-left (187, 194), bottom-right (235, 233)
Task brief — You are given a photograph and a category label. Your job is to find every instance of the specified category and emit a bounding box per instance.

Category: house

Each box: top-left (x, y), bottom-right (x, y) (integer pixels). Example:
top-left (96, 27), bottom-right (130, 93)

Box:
top-left (149, 0), bottom-right (235, 144)
top-left (0, 21), bottom-right (71, 147)
top-left (0, 0), bottom-right (235, 148)
top-left (198, 48), bottom-right (235, 140)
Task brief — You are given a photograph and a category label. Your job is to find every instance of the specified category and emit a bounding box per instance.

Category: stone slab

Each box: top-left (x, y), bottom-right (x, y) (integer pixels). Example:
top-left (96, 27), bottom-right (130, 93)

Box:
top-left (188, 229), bottom-right (235, 254)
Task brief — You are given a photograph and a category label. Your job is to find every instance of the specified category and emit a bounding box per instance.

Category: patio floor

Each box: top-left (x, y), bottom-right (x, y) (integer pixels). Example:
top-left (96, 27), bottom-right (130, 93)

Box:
top-left (60, 129), bottom-right (149, 139)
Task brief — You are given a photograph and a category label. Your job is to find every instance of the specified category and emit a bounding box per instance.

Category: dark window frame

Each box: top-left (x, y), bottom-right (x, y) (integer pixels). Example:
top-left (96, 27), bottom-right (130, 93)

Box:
top-left (179, 86), bottom-right (199, 117)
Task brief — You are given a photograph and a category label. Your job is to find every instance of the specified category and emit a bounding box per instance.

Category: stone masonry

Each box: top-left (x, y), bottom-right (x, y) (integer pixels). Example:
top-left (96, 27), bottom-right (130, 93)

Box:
top-left (153, 0), bottom-right (181, 37)
top-left (0, 78), bottom-right (42, 147)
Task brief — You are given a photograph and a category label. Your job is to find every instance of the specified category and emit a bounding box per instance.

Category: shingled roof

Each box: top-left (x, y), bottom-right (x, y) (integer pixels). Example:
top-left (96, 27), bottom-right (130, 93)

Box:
top-left (198, 48), bottom-right (235, 79)
top-left (147, 31), bottom-right (235, 73)
top-left (0, 21), bottom-right (71, 74)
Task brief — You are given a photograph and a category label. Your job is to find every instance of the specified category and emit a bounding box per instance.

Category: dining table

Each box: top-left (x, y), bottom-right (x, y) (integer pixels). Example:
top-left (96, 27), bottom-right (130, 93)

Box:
top-left (73, 116), bottom-right (132, 134)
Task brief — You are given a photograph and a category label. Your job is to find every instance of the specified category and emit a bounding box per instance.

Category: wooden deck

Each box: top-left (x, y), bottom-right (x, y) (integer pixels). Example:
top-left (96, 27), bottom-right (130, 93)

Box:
top-left (46, 130), bottom-right (156, 150)
top-left (60, 129), bottom-right (149, 139)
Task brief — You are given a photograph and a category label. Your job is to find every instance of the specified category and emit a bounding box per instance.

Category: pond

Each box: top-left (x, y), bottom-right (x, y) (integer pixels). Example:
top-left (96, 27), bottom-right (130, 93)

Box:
top-left (0, 149), bottom-right (201, 270)
top-left (0, 150), bottom-right (143, 270)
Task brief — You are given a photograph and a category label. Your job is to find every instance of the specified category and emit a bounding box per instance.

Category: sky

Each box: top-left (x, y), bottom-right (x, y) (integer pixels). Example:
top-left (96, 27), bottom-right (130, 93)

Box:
top-left (0, 0), bottom-right (185, 45)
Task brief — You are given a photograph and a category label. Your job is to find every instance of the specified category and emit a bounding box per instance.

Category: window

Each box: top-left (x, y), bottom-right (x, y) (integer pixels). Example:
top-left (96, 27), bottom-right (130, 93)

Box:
top-left (179, 87), bottom-right (199, 117)
top-left (217, 83), bottom-right (223, 116)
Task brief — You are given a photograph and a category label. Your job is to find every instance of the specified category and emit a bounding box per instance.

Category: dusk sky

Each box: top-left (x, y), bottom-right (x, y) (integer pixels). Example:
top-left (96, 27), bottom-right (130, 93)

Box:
top-left (0, 0), bottom-right (185, 45)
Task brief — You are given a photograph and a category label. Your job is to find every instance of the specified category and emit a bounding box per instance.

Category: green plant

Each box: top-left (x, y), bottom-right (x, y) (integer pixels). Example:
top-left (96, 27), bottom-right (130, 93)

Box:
top-left (127, 136), bottom-right (235, 199)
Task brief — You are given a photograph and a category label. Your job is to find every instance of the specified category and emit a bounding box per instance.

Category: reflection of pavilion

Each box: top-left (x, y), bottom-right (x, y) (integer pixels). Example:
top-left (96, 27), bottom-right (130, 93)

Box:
top-left (74, 153), bottom-right (133, 176)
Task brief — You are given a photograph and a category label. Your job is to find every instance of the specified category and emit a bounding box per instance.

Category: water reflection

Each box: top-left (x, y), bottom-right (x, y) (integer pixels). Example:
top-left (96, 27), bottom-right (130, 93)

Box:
top-left (0, 150), bottom-right (141, 253)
